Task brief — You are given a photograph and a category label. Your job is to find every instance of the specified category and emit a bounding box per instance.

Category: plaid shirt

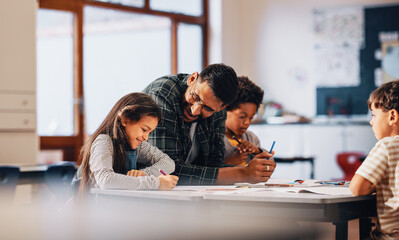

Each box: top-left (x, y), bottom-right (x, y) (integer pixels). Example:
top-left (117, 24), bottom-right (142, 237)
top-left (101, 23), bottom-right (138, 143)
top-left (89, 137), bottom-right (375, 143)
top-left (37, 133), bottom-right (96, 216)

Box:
top-left (143, 74), bottom-right (226, 185)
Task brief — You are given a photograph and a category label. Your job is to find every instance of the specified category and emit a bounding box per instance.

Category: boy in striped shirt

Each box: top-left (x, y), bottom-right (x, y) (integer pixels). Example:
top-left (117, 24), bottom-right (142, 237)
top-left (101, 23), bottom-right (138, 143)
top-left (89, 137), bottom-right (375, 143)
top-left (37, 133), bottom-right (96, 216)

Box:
top-left (350, 79), bottom-right (399, 239)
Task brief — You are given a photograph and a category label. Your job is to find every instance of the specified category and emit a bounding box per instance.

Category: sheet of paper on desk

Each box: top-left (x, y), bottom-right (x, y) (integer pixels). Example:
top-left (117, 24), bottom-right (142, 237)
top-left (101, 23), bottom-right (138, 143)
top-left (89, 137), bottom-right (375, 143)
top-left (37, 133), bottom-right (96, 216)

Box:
top-left (172, 185), bottom-right (237, 192)
top-left (271, 186), bottom-right (352, 195)
top-left (235, 179), bottom-right (323, 188)
top-left (172, 186), bottom-right (264, 195)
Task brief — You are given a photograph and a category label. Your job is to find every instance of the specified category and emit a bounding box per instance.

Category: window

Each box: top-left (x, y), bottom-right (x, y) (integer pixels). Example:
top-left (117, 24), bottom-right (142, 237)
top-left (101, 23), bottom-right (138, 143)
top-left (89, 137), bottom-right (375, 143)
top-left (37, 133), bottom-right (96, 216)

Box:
top-left (150, 0), bottom-right (202, 16)
top-left (84, 6), bottom-right (172, 133)
top-left (37, 0), bottom-right (208, 162)
top-left (37, 9), bottom-right (74, 136)
top-left (178, 23), bottom-right (203, 73)
top-left (93, 0), bottom-right (145, 8)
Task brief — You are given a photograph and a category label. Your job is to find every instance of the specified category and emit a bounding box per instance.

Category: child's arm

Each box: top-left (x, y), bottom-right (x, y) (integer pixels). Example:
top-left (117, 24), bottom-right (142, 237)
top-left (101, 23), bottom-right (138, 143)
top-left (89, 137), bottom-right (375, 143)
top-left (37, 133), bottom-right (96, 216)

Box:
top-left (349, 174), bottom-right (376, 196)
top-left (127, 170), bottom-right (146, 177)
top-left (224, 150), bottom-right (248, 165)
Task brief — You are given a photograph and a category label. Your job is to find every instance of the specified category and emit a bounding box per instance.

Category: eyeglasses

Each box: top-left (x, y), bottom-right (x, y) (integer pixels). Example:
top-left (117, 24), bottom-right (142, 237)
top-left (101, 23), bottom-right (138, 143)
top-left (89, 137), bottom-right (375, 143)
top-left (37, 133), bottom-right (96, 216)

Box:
top-left (187, 84), bottom-right (216, 114)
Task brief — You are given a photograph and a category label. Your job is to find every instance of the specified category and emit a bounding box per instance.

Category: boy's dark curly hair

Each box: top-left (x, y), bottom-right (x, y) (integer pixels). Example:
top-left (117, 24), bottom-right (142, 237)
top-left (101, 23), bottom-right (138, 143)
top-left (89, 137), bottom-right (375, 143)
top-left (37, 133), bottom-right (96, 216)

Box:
top-left (226, 76), bottom-right (264, 111)
top-left (368, 79), bottom-right (399, 112)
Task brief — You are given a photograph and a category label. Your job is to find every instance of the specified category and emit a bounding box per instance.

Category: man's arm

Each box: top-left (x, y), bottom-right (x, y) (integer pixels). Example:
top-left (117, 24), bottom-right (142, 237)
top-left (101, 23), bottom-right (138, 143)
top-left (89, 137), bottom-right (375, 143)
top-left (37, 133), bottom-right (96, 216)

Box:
top-left (349, 174), bottom-right (375, 196)
top-left (217, 151), bottom-right (276, 184)
top-left (174, 162), bottom-right (219, 185)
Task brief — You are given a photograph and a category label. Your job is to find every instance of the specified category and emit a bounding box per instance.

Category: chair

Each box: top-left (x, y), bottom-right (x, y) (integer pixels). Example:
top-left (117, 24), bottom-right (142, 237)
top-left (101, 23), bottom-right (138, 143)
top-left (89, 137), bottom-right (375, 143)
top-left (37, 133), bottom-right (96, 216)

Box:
top-left (44, 162), bottom-right (76, 202)
top-left (274, 157), bottom-right (315, 179)
top-left (336, 152), bottom-right (365, 181)
top-left (0, 166), bottom-right (20, 204)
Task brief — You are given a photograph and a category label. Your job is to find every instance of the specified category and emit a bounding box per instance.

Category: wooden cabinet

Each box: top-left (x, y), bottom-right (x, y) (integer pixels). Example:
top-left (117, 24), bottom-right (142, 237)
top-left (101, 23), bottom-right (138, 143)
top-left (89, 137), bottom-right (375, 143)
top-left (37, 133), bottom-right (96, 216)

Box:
top-left (249, 123), bottom-right (376, 180)
top-left (0, 93), bottom-right (36, 111)
top-left (0, 93), bottom-right (36, 131)
top-left (0, 0), bottom-right (38, 165)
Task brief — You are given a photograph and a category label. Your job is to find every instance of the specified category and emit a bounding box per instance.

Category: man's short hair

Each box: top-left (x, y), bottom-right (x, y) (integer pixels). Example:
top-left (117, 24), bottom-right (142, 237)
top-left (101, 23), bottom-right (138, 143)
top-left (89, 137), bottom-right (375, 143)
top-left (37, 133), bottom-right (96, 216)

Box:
top-left (368, 79), bottom-right (399, 112)
top-left (226, 76), bottom-right (264, 112)
top-left (198, 63), bottom-right (238, 106)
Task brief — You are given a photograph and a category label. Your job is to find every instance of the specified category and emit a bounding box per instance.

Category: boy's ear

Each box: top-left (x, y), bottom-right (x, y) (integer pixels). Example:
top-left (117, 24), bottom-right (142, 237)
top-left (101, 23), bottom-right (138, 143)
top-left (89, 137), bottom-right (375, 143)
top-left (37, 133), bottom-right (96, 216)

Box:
top-left (389, 109), bottom-right (399, 125)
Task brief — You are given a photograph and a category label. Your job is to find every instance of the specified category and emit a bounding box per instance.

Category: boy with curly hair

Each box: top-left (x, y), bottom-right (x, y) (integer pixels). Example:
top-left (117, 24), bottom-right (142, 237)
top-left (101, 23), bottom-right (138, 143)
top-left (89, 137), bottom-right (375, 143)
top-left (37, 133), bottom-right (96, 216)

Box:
top-left (224, 76), bottom-right (269, 166)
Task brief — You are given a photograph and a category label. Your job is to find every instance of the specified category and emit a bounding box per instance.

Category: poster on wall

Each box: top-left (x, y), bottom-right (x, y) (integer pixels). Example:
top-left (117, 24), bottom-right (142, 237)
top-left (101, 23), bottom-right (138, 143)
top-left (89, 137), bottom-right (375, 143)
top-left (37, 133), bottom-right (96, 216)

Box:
top-left (313, 7), bottom-right (364, 88)
top-left (315, 5), bottom-right (399, 116)
top-left (376, 32), bottom-right (399, 86)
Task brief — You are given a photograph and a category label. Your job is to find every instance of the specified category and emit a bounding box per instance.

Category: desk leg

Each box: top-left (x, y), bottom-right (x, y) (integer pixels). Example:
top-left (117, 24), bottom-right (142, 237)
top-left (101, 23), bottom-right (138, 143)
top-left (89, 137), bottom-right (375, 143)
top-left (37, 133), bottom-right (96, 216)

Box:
top-left (333, 221), bottom-right (348, 240)
top-left (359, 218), bottom-right (372, 239)
top-left (310, 159), bottom-right (315, 179)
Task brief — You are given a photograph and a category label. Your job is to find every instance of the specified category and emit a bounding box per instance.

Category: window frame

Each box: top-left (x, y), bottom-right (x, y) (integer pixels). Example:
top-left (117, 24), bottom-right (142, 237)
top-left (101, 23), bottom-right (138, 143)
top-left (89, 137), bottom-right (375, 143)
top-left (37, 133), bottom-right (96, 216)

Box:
top-left (38, 0), bottom-right (208, 163)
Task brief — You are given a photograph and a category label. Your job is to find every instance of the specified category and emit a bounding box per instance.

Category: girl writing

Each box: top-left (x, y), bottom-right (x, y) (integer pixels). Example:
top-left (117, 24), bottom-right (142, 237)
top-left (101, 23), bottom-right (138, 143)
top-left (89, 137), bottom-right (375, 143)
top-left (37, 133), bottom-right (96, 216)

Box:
top-left (75, 93), bottom-right (178, 198)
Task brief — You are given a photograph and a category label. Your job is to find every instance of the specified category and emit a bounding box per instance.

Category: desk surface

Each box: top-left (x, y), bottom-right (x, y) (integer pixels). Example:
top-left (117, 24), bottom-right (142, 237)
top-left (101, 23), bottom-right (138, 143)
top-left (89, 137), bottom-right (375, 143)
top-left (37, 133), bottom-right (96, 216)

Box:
top-left (202, 188), bottom-right (374, 204)
top-left (91, 188), bottom-right (204, 201)
top-left (19, 164), bottom-right (49, 172)
top-left (92, 185), bottom-right (374, 204)
top-left (16, 162), bottom-right (76, 185)
top-left (18, 162), bottom-right (76, 172)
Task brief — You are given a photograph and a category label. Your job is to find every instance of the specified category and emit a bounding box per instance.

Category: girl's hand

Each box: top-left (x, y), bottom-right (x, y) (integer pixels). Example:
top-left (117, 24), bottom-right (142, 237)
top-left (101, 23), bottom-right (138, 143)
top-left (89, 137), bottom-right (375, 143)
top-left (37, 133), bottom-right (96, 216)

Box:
top-left (158, 175), bottom-right (179, 190)
top-left (224, 150), bottom-right (248, 165)
top-left (127, 170), bottom-right (146, 177)
top-left (237, 140), bottom-right (261, 154)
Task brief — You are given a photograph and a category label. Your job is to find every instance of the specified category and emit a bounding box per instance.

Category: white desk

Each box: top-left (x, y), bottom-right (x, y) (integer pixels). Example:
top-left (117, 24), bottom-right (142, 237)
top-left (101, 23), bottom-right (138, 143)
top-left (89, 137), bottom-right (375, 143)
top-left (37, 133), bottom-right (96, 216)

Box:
top-left (91, 188), bottom-right (204, 201)
top-left (92, 186), bottom-right (376, 240)
top-left (202, 190), bottom-right (376, 240)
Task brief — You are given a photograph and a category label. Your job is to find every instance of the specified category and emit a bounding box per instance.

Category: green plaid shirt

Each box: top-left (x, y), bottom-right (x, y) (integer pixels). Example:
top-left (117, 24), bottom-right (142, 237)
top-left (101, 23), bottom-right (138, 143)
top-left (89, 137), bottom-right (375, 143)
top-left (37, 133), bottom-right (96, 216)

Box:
top-left (143, 74), bottom-right (226, 185)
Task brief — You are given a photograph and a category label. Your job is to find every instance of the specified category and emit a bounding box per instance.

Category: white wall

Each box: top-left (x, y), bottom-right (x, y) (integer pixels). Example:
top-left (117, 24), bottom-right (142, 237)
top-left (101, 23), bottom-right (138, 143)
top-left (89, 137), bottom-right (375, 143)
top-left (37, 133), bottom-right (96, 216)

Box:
top-left (210, 0), bottom-right (399, 118)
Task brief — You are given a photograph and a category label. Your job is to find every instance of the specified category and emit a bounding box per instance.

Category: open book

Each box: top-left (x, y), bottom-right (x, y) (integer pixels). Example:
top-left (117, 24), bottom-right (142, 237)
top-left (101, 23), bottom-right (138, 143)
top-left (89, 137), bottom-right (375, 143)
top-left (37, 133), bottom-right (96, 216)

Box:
top-left (271, 186), bottom-right (352, 195)
top-left (234, 179), bottom-right (352, 195)
top-left (235, 179), bottom-right (323, 188)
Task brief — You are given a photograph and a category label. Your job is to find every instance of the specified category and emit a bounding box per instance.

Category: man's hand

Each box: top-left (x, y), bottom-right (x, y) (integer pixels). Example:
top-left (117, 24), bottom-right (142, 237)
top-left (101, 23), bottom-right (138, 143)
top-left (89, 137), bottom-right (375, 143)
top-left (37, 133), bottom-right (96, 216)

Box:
top-left (243, 151), bottom-right (276, 183)
top-left (216, 151), bottom-right (276, 185)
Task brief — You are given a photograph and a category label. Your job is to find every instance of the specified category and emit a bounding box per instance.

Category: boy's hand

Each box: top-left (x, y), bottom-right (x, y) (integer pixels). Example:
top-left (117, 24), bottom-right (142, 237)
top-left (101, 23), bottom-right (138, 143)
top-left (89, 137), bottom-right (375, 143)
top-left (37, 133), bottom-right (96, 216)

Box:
top-left (224, 150), bottom-right (248, 165)
top-left (237, 140), bottom-right (261, 154)
top-left (158, 175), bottom-right (179, 190)
top-left (126, 170), bottom-right (146, 177)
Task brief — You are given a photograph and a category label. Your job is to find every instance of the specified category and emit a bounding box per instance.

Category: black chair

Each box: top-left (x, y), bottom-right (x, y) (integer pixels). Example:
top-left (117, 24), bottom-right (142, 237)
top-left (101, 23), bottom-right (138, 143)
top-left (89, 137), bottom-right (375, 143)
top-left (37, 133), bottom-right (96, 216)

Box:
top-left (0, 166), bottom-right (20, 204)
top-left (274, 157), bottom-right (315, 179)
top-left (44, 162), bottom-right (76, 202)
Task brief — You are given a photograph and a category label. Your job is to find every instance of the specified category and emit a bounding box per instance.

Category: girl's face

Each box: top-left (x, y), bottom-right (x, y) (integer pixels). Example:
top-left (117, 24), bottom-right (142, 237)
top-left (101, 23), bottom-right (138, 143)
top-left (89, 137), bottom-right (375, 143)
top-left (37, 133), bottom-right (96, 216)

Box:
top-left (226, 103), bottom-right (257, 137)
top-left (122, 115), bottom-right (158, 149)
top-left (370, 105), bottom-right (391, 140)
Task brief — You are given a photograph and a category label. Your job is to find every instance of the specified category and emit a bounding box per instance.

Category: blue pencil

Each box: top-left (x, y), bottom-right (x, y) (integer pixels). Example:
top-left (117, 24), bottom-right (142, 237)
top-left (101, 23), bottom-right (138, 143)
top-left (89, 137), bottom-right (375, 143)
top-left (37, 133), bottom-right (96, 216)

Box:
top-left (267, 141), bottom-right (276, 159)
top-left (269, 141), bottom-right (276, 154)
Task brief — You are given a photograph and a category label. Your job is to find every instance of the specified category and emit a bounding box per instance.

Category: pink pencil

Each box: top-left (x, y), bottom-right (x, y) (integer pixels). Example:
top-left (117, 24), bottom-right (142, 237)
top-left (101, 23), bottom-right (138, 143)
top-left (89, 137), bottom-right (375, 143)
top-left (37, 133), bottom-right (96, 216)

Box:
top-left (159, 169), bottom-right (167, 176)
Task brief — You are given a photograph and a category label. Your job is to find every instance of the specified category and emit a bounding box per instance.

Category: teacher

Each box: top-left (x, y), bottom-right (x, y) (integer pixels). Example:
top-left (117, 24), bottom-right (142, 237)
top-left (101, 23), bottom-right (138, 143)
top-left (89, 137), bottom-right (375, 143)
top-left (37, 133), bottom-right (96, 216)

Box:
top-left (143, 63), bottom-right (276, 185)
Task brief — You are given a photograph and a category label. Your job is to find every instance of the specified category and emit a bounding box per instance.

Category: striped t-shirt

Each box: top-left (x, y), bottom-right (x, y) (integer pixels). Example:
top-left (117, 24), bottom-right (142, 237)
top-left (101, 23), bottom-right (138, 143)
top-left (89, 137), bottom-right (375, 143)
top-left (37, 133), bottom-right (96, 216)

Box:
top-left (355, 135), bottom-right (399, 234)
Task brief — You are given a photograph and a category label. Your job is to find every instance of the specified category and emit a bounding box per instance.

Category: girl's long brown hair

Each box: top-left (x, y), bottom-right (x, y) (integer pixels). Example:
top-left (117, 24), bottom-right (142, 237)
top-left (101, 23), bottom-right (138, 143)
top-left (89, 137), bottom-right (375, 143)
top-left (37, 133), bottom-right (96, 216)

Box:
top-left (77, 93), bottom-right (161, 199)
